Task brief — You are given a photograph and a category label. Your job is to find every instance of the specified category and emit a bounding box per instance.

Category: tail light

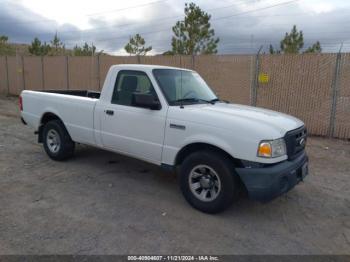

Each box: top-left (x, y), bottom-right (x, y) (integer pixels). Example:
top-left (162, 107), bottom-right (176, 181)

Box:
top-left (19, 95), bottom-right (23, 111)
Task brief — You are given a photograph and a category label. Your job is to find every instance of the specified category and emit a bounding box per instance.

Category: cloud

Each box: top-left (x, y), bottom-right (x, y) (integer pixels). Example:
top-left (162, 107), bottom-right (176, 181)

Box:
top-left (1, 0), bottom-right (349, 54)
top-left (298, 0), bottom-right (335, 14)
top-left (0, 1), bottom-right (81, 44)
top-left (210, 0), bottom-right (350, 53)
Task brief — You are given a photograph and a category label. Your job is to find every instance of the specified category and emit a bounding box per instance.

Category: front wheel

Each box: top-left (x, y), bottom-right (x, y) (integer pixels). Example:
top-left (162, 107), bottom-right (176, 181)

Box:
top-left (179, 151), bottom-right (239, 213)
top-left (43, 120), bottom-right (75, 161)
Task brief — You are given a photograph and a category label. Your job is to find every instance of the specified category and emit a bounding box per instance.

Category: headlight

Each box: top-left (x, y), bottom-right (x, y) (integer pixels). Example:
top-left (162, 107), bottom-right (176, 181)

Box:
top-left (257, 138), bottom-right (286, 158)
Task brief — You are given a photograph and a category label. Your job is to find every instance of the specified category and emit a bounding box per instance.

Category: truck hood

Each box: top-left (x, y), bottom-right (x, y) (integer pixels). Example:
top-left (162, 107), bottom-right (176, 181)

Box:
top-left (172, 103), bottom-right (304, 138)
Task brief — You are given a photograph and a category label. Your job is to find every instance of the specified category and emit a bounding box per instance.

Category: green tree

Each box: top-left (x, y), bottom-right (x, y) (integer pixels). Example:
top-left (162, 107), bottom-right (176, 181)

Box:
top-left (0, 35), bottom-right (8, 43)
top-left (304, 41), bottom-right (322, 53)
top-left (269, 25), bottom-right (322, 54)
top-left (162, 50), bottom-right (175, 55)
top-left (124, 34), bottom-right (152, 55)
top-left (169, 2), bottom-right (219, 55)
top-left (29, 37), bottom-right (51, 56)
top-left (73, 42), bottom-right (97, 56)
top-left (280, 25), bottom-right (304, 54)
top-left (0, 35), bottom-right (16, 55)
top-left (49, 32), bottom-right (65, 55)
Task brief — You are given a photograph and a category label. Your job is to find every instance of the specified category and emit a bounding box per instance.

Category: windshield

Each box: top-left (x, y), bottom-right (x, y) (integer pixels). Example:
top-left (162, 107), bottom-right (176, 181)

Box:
top-left (153, 69), bottom-right (217, 105)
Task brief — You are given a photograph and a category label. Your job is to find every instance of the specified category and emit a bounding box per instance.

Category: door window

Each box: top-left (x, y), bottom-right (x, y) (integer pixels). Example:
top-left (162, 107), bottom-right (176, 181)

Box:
top-left (111, 70), bottom-right (158, 107)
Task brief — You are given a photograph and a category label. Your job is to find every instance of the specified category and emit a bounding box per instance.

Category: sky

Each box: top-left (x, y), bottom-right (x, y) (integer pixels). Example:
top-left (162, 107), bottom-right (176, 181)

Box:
top-left (0, 0), bottom-right (349, 55)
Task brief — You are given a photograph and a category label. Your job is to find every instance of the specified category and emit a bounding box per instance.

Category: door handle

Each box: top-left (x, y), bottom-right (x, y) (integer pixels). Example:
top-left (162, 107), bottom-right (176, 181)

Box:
top-left (105, 110), bottom-right (114, 116)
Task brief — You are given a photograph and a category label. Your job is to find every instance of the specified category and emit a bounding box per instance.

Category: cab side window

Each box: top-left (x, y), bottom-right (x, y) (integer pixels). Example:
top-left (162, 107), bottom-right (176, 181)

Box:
top-left (111, 70), bottom-right (158, 106)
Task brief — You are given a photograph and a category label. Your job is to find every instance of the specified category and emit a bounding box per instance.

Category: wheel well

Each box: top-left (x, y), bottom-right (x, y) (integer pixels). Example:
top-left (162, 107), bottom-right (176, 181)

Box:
top-left (175, 143), bottom-right (243, 167)
top-left (175, 143), bottom-right (247, 195)
top-left (38, 113), bottom-right (62, 143)
top-left (41, 112), bottom-right (61, 125)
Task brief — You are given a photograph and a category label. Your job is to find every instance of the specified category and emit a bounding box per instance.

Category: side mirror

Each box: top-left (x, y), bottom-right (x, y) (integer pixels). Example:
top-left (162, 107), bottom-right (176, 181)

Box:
top-left (132, 93), bottom-right (161, 110)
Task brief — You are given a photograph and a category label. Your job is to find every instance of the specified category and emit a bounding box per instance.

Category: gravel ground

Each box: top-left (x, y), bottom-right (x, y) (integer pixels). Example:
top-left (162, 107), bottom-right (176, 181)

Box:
top-left (0, 96), bottom-right (349, 255)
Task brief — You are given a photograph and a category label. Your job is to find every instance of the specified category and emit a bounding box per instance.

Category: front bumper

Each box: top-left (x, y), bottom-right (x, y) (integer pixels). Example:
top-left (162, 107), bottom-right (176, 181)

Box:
top-left (235, 152), bottom-right (308, 202)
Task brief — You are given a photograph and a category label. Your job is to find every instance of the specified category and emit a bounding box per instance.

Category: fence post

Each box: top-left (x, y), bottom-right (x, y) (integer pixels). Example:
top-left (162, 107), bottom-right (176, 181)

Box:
top-left (328, 50), bottom-right (342, 137)
top-left (41, 56), bottom-right (45, 90)
top-left (15, 49), bottom-right (19, 95)
top-left (21, 56), bottom-right (26, 90)
top-left (191, 54), bottom-right (195, 70)
top-left (249, 55), bottom-right (255, 106)
top-left (5, 56), bottom-right (10, 96)
top-left (97, 55), bottom-right (101, 90)
top-left (251, 46), bottom-right (263, 106)
top-left (66, 56), bottom-right (70, 90)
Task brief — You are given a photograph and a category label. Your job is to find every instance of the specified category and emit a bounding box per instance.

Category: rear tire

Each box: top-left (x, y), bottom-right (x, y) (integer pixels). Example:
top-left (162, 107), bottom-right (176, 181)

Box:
top-left (179, 150), bottom-right (239, 214)
top-left (43, 120), bottom-right (75, 161)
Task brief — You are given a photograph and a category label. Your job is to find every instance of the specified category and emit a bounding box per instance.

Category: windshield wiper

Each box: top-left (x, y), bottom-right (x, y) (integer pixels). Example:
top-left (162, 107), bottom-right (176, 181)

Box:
top-left (209, 98), bottom-right (229, 104)
top-left (175, 98), bottom-right (213, 104)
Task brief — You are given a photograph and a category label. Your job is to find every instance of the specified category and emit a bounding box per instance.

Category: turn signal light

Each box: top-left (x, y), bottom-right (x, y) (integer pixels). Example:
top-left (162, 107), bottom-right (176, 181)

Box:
top-left (258, 142), bottom-right (272, 157)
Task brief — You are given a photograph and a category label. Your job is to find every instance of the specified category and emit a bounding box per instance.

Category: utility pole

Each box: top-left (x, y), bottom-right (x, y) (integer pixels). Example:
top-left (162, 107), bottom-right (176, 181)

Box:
top-left (91, 42), bottom-right (94, 90)
top-left (328, 43), bottom-right (343, 137)
top-left (5, 56), bottom-right (10, 95)
top-left (251, 45), bottom-right (263, 106)
top-left (15, 48), bottom-right (20, 94)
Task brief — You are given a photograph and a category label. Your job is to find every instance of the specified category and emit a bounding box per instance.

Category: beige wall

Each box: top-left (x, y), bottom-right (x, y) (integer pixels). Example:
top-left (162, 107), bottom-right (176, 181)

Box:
top-left (23, 56), bottom-right (43, 91)
top-left (335, 53), bottom-right (350, 139)
top-left (0, 54), bottom-right (349, 139)
top-left (194, 55), bottom-right (253, 105)
top-left (68, 56), bottom-right (99, 91)
top-left (7, 56), bottom-right (24, 95)
top-left (257, 54), bottom-right (336, 137)
top-left (43, 56), bottom-right (68, 91)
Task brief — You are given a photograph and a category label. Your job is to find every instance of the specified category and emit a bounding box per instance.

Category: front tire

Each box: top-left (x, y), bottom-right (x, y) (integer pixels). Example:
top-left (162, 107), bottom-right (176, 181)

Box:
top-left (43, 120), bottom-right (75, 161)
top-left (179, 150), bottom-right (239, 213)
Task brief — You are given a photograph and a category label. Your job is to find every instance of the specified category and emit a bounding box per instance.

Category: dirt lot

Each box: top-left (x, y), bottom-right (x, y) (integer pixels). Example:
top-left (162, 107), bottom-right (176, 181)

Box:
top-left (0, 96), bottom-right (349, 255)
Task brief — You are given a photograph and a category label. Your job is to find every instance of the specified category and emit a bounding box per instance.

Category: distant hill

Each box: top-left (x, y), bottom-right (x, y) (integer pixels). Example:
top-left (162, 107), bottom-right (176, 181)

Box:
top-left (0, 42), bottom-right (75, 56)
top-left (1, 41), bottom-right (107, 56)
top-left (9, 43), bottom-right (30, 55)
top-left (0, 42), bottom-right (30, 56)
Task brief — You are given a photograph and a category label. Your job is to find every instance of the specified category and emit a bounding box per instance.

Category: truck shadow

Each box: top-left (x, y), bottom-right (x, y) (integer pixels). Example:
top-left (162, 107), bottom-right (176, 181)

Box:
top-left (70, 144), bottom-right (299, 218)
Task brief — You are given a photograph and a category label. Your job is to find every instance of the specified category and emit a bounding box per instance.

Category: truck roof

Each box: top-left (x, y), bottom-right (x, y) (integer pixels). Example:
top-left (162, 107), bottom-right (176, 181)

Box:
top-left (111, 64), bottom-right (193, 71)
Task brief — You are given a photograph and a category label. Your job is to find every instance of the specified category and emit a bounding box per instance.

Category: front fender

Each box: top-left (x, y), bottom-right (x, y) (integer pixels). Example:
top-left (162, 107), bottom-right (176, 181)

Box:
top-left (180, 133), bottom-right (237, 159)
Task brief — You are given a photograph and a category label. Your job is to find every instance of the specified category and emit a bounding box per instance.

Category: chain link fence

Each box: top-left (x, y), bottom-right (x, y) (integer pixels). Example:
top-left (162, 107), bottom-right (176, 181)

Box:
top-left (0, 53), bottom-right (349, 139)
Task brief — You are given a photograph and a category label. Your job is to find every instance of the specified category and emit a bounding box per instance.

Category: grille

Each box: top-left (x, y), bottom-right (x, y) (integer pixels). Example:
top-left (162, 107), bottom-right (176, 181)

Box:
top-left (284, 126), bottom-right (307, 160)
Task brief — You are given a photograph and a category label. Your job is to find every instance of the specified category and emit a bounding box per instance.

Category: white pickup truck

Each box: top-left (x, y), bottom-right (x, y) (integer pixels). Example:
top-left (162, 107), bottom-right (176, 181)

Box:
top-left (20, 64), bottom-right (308, 213)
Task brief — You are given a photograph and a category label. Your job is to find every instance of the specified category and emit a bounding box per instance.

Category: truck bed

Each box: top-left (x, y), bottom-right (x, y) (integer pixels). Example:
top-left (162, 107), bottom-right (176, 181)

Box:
top-left (42, 90), bottom-right (101, 99)
top-left (21, 89), bottom-right (99, 146)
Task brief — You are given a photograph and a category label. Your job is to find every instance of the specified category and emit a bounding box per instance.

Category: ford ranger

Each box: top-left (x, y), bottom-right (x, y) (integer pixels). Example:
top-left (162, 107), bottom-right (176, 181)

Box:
top-left (20, 64), bottom-right (308, 213)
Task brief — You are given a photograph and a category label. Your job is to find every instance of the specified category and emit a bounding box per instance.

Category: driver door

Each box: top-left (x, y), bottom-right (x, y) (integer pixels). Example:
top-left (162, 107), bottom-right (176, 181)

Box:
top-left (99, 70), bottom-right (166, 164)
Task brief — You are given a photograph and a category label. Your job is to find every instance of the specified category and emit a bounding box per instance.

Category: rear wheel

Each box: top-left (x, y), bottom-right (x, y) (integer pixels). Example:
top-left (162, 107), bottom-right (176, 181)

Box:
top-left (179, 150), bottom-right (239, 213)
top-left (43, 120), bottom-right (75, 161)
